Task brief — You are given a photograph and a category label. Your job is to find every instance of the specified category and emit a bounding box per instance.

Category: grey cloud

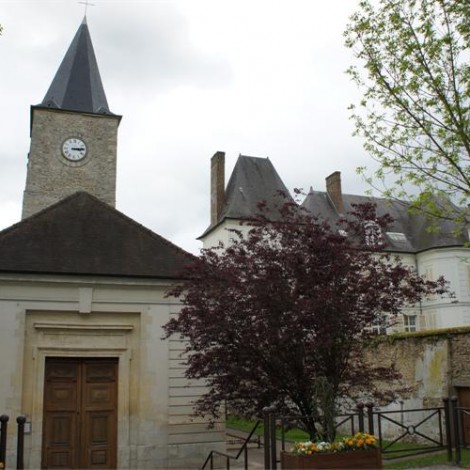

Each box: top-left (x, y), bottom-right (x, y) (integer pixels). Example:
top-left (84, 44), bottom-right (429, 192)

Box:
top-left (94, 6), bottom-right (233, 91)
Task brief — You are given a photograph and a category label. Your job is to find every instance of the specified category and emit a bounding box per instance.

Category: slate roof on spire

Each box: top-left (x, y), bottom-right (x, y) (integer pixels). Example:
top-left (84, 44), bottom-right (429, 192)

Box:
top-left (40, 17), bottom-right (112, 114)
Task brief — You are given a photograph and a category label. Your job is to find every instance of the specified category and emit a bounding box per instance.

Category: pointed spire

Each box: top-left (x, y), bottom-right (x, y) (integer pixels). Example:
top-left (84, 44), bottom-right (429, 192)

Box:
top-left (40, 19), bottom-right (112, 114)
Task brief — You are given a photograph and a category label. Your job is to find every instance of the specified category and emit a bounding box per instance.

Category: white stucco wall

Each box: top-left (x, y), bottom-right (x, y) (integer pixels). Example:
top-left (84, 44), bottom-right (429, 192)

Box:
top-left (0, 273), bottom-right (225, 469)
top-left (417, 248), bottom-right (470, 329)
top-left (201, 219), bottom-right (253, 249)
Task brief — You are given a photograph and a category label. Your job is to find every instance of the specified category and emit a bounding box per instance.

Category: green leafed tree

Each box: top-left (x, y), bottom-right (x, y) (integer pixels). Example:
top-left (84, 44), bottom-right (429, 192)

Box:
top-left (345, 0), bottom-right (470, 226)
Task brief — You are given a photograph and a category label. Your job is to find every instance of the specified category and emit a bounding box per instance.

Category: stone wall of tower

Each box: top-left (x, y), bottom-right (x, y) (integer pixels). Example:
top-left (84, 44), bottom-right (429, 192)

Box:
top-left (22, 108), bottom-right (120, 219)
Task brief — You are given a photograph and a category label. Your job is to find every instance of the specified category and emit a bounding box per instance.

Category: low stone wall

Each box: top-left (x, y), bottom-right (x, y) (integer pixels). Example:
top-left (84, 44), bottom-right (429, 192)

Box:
top-left (362, 327), bottom-right (470, 439)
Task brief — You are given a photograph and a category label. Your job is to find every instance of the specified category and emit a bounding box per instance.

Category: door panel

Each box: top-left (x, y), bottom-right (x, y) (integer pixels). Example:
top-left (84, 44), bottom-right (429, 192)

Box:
top-left (83, 413), bottom-right (114, 468)
top-left (81, 361), bottom-right (117, 468)
top-left (44, 412), bottom-right (77, 468)
top-left (458, 387), bottom-right (470, 445)
top-left (42, 358), bottom-right (118, 469)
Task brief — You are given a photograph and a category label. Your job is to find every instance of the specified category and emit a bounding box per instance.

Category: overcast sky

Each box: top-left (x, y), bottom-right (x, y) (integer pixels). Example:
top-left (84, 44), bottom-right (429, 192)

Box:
top-left (1, 0), bottom-right (373, 254)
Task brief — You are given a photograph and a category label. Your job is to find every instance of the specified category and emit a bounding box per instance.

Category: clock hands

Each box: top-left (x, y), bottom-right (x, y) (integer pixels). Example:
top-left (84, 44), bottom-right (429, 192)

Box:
top-left (62, 138), bottom-right (87, 161)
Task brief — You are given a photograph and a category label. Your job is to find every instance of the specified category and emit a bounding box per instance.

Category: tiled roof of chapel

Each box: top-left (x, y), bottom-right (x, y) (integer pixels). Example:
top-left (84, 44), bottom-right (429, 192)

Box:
top-left (0, 192), bottom-right (194, 279)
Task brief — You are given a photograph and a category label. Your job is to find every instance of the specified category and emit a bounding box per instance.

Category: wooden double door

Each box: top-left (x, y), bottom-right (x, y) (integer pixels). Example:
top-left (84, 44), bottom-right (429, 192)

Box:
top-left (42, 358), bottom-right (118, 469)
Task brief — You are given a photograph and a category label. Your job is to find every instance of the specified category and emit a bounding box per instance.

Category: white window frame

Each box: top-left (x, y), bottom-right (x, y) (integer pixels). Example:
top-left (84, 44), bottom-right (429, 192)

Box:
top-left (404, 314), bottom-right (417, 332)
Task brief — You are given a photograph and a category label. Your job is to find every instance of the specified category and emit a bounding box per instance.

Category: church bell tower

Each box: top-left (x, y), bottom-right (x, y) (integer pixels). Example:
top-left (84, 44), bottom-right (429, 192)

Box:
top-left (22, 17), bottom-right (121, 219)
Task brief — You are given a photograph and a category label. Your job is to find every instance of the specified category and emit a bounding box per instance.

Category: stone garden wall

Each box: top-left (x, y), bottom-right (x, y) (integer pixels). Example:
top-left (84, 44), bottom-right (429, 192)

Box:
top-left (361, 327), bottom-right (470, 439)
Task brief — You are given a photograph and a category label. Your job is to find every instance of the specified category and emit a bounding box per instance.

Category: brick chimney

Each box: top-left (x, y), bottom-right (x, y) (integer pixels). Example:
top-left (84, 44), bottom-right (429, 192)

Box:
top-left (211, 151), bottom-right (225, 225)
top-left (326, 171), bottom-right (345, 213)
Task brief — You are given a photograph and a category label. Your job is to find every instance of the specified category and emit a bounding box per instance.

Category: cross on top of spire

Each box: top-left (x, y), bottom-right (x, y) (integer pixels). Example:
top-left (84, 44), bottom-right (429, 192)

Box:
top-left (79, 0), bottom-right (95, 17)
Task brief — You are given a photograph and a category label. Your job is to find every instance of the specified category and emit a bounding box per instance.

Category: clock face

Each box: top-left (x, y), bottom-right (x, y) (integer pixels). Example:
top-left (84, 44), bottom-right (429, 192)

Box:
top-left (62, 138), bottom-right (87, 161)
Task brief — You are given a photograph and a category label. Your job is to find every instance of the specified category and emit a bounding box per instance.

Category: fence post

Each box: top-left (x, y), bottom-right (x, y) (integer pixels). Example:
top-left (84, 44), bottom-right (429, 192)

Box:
top-left (357, 403), bottom-right (365, 433)
top-left (270, 412), bottom-right (277, 470)
top-left (0, 415), bottom-right (9, 469)
top-left (443, 398), bottom-right (452, 462)
top-left (16, 417), bottom-right (25, 470)
top-left (263, 408), bottom-right (271, 470)
top-left (451, 396), bottom-right (460, 465)
top-left (366, 402), bottom-right (375, 436)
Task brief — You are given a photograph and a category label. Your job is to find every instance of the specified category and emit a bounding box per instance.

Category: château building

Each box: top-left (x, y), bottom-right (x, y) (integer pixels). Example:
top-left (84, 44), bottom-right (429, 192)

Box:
top-left (201, 151), bottom-right (470, 333)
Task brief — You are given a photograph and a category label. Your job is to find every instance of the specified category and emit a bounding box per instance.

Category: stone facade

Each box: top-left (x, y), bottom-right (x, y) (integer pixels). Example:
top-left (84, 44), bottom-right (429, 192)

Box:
top-left (362, 328), bottom-right (470, 439)
top-left (3, 17), bottom-right (225, 469)
top-left (22, 108), bottom-right (119, 218)
top-left (0, 273), bottom-right (225, 468)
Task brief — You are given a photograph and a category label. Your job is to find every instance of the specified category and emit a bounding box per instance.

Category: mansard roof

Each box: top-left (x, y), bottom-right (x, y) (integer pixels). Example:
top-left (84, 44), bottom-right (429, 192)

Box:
top-left (223, 155), bottom-right (294, 218)
top-left (200, 155), bottom-right (294, 237)
top-left (200, 152), bottom-right (467, 252)
top-left (40, 17), bottom-right (113, 115)
top-left (0, 192), bottom-right (194, 279)
top-left (302, 189), bottom-right (468, 253)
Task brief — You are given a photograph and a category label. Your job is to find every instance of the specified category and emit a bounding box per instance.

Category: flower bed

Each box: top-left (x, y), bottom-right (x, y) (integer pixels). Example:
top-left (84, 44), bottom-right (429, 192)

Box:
top-left (281, 433), bottom-right (382, 469)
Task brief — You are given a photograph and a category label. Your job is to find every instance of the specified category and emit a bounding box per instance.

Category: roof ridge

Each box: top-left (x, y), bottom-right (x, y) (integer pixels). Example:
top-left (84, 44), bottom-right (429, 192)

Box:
top-left (305, 188), bottom-right (412, 205)
top-left (238, 154), bottom-right (269, 160)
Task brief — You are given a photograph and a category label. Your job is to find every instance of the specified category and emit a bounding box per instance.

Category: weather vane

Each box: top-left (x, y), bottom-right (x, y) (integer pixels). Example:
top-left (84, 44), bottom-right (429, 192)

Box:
top-left (79, 0), bottom-right (95, 16)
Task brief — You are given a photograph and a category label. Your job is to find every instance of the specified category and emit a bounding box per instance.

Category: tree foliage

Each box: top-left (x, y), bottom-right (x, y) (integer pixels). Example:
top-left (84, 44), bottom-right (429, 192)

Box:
top-left (163, 201), bottom-right (449, 440)
top-left (345, 0), bottom-right (470, 225)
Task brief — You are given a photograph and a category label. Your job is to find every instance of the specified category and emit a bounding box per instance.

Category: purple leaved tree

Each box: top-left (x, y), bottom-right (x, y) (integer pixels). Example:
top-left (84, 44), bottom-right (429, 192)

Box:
top-left (163, 199), bottom-right (450, 440)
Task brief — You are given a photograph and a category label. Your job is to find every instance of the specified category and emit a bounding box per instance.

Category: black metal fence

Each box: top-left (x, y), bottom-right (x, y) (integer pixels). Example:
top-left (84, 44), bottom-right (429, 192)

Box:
top-left (201, 420), bottom-right (262, 470)
top-left (263, 405), bottom-right (382, 469)
top-left (261, 398), bottom-right (470, 469)
top-left (376, 404), bottom-right (447, 459)
top-left (0, 415), bottom-right (26, 470)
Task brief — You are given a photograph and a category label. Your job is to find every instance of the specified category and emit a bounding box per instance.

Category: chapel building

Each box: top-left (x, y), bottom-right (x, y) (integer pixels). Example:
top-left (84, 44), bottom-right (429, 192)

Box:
top-left (0, 18), bottom-right (224, 469)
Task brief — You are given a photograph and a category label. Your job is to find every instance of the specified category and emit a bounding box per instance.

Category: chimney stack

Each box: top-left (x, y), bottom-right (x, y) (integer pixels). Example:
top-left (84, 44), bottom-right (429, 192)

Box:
top-left (326, 171), bottom-right (344, 213)
top-left (211, 151), bottom-right (225, 225)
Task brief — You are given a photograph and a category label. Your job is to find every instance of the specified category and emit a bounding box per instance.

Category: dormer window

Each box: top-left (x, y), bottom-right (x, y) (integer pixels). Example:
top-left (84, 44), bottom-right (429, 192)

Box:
top-left (364, 220), bottom-right (382, 247)
top-left (386, 232), bottom-right (407, 242)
